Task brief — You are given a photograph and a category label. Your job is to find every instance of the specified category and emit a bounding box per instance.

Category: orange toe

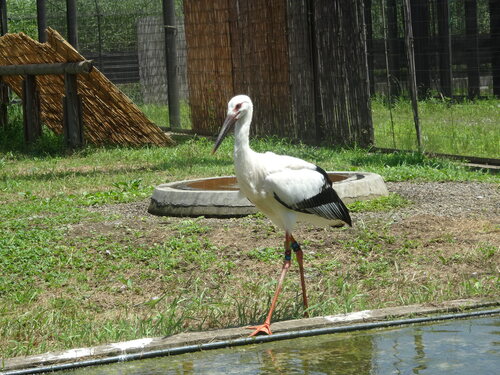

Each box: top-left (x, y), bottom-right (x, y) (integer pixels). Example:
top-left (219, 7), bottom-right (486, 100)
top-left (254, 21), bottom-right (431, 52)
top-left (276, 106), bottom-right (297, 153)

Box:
top-left (247, 322), bottom-right (272, 336)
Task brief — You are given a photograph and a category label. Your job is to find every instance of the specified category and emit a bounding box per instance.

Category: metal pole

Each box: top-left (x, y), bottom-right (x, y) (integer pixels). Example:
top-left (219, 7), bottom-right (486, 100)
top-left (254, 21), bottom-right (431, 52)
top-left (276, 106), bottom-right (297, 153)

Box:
top-left (403, 0), bottom-right (422, 152)
top-left (36, 0), bottom-right (47, 43)
top-left (162, 0), bottom-right (180, 129)
top-left (66, 0), bottom-right (78, 49)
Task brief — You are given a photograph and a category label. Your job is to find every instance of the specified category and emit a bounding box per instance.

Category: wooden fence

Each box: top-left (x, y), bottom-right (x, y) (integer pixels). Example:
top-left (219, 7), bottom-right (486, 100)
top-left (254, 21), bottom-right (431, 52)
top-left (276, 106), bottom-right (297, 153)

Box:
top-left (183, 0), bottom-right (373, 147)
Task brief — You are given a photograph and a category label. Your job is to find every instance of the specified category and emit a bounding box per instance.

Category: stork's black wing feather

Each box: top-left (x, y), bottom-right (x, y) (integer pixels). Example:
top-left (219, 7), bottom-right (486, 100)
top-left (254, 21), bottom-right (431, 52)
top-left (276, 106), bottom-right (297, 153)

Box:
top-left (274, 166), bottom-right (352, 226)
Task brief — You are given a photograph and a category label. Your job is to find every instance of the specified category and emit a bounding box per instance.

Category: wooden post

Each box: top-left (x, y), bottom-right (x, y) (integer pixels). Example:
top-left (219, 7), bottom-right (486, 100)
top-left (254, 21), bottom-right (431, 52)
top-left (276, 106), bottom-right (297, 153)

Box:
top-left (63, 73), bottom-right (84, 148)
top-left (0, 0), bottom-right (8, 128)
top-left (0, 79), bottom-right (8, 128)
top-left (22, 75), bottom-right (42, 144)
top-left (36, 0), bottom-right (47, 43)
top-left (0, 61), bottom-right (93, 76)
top-left (403, 0), bottom-right (422, 151)
top-left (465, 0), bottom-right (480, 98)
top-left (436, 0), bottom-right (452, 97)
top-left (66, 0), bottom-right (78, 49)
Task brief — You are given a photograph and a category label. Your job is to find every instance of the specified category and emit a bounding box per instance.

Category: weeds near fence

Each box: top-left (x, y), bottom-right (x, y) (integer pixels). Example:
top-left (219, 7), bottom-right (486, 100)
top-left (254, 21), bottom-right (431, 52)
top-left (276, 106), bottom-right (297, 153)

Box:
top-left (372, 96), bottom-right (499, 158)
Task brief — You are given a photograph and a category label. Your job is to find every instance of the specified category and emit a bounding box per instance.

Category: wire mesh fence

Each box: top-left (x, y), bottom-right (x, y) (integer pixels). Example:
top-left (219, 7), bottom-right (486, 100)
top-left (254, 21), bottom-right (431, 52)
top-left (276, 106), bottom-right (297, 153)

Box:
top-left (2, 0), bottom-right (499, 158)
top-left (368, 0), bottom-right (499, 158)
top-left (368, 0), bottom-right (498, 97)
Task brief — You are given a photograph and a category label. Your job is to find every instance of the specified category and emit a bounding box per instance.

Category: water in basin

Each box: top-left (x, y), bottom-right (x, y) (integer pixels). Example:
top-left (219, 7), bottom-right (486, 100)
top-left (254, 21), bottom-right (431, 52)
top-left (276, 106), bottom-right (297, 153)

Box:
top-left (57, 315), bottom-right (499, 374)
top-left (172, 173), bottom-right (353, 191)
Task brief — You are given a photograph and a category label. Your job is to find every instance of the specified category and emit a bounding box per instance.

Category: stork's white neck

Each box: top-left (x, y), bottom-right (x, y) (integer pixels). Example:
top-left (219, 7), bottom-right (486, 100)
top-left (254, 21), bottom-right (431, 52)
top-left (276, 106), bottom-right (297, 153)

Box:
top-left (233, 110), bottom-right (253, 158)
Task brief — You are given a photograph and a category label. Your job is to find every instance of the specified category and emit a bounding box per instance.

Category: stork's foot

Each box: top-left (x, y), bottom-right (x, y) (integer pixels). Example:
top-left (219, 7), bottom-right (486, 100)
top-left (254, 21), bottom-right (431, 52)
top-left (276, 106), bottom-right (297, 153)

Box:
top-left (247, 322), bottom-right (272, 336)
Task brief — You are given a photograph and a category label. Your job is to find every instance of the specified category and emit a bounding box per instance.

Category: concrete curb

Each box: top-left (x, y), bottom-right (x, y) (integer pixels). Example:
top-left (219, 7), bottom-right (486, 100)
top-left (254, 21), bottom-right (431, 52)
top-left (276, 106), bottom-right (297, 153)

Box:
top-left (2, 298), bottom-right (498, 374)
top-left (148, 171), bottom-right (389, 217)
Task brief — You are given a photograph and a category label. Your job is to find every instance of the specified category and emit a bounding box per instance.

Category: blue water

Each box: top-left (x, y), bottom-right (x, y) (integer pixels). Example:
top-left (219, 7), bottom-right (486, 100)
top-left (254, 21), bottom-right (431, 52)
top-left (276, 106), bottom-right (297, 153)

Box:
top-left (59, 316), bottom-right (499, 374)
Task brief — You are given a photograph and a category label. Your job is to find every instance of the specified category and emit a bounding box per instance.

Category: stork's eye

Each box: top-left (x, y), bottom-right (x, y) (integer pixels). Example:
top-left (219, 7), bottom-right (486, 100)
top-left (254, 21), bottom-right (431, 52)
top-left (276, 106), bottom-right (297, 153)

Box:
top-left (235, 103), bottom-right (242, 111)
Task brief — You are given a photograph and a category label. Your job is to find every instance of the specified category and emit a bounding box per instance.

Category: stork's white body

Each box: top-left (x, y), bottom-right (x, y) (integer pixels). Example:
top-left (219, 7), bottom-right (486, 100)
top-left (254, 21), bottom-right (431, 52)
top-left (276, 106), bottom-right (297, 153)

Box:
top-left (223, 95), bottom-right (350, 232)
top-left (212, 95), bottom-right (351, 336)
top-left (234, 147), bottom-right (343, 231)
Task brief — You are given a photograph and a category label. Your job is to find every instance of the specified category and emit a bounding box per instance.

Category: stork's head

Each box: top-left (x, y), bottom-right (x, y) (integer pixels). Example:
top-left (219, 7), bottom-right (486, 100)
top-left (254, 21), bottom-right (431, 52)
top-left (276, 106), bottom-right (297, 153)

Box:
top-left (212, 95), bottom-right (253, 154)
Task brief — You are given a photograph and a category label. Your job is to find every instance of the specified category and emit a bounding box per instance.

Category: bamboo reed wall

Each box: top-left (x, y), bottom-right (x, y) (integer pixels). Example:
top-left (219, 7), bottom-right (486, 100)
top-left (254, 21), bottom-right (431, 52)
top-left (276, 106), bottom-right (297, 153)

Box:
top-left (184, 0), bottom-right (290, 138)
top-left (0, 28), bottom-right (173, 146)
top-left (312, 1), bottom-right (373, 147)
top-left (183, 0), bottom-right (234, 135)
top-left (228, 0), bottom-right (291, 138)
top-left (183, 0), bottom-right (373, 147)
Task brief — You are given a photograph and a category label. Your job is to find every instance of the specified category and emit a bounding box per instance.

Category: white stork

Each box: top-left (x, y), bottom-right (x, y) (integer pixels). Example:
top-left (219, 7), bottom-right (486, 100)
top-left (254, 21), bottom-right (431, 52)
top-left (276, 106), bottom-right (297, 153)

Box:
top-left (212, 95), bottom-right (352, 336)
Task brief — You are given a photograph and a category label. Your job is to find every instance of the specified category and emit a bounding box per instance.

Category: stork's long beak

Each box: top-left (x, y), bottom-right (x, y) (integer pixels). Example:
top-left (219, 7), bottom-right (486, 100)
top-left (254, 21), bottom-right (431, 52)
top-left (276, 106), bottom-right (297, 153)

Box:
top-left (212, 113), bottom-right (238, 154)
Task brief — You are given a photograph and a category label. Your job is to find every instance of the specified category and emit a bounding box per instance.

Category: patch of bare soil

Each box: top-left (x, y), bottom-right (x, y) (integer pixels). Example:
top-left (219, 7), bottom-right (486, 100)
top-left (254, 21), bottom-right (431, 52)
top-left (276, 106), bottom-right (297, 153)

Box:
top-left (86, 180), bottom-right (499, 244)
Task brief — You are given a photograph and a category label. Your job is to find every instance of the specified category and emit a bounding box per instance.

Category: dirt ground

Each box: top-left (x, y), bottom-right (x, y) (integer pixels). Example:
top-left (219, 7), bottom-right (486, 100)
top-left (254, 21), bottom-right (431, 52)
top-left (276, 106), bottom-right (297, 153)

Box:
top-left (88, 181), bottom-right (499, 248)
top-left (81, 181), bottom-right (499, 315)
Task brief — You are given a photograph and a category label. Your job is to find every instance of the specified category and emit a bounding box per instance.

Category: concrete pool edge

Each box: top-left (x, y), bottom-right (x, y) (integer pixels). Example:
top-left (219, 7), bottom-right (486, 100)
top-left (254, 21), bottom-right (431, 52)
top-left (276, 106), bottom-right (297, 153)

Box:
top-left (148, 171), bottom-right (389, 217)
top-left (2, 298), bottom-right (499, 374)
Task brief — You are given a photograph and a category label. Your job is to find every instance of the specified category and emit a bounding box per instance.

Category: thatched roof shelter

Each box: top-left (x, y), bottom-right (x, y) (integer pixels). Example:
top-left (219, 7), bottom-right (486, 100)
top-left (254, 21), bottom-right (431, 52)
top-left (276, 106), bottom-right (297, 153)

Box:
top-left (0, 28), bottom-right (173, 146)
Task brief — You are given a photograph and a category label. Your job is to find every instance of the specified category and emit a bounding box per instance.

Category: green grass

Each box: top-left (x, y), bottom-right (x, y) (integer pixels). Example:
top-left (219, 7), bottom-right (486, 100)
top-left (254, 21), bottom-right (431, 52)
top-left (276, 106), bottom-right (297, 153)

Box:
top-left (347, 193), bottom-right (411, 213)
top-left (0, 104), bottom-right (499, 359)
top-left (139, 102), bottom-right (192, 130)
top-left (372, 96), bottom-right (500, 158)
top-left (115, 82), bottom-right (192, 130)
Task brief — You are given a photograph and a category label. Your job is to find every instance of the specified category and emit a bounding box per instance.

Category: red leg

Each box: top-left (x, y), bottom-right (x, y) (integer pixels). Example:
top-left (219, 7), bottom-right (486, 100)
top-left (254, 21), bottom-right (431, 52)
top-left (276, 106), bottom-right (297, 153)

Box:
top-left (247, 234), bottom-right (292, 336)
top-left (290, 235), bottom-right (309, 318)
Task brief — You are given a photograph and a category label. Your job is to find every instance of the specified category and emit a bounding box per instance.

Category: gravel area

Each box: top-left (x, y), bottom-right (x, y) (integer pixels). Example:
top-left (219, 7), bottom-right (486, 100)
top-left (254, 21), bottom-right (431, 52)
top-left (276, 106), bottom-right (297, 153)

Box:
top-left (358, 181), bottom-right (500, 223)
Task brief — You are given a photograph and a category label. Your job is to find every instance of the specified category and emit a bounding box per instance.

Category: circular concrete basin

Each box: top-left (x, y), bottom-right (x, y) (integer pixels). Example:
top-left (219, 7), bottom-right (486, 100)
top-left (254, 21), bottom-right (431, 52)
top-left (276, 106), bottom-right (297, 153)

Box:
top-left (148, 172), bottom-right (389, 217)
top-left (148, 172), bottom-right (388, 218)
